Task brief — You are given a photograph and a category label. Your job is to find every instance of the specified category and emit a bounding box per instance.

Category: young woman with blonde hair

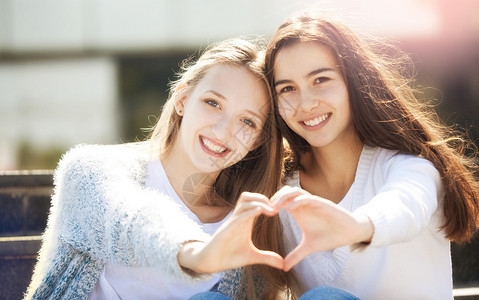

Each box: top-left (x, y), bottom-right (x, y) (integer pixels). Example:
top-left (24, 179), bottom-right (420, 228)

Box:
top-left (25, 38), bottom-right (291, 299)
top-left (264, 11), bottom-right (479, 299)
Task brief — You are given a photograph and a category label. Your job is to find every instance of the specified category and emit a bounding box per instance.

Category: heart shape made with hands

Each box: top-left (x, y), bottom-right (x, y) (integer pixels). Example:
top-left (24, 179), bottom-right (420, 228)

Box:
top-left (197, 187), bottom-right (371, 274)
top-left (247, 186), bottom-right (372, 272)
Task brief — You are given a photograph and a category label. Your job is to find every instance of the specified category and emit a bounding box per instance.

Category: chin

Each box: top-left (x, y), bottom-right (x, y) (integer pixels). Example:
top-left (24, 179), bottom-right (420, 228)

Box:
top-left (196, 161), bottom-right (227, 174)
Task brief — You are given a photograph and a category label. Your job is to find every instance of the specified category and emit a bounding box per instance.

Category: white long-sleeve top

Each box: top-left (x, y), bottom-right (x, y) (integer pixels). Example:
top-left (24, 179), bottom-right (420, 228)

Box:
top-left (280, 146), bottom-right (452, 300)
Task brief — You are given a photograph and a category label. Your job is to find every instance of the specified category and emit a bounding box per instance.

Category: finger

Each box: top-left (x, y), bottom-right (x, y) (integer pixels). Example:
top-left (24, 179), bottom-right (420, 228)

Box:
top-left (271, 186), bottom-right (308, 209)
top-left (228, 207), bottom-right (273, 230)
top-left (283, 242), bottom-right (311, 272)
top-left (285, 194), bottom-right (319, 211)
top-left (216, 205), bottom-right (265, 235)
top-left (234, 201), bottom-right (277, 216)
top-left (237, 192), bottom-right (277, 212)
top-left (238, 192), bottom-right (270, 204)
top-left (270, 185), bottom-right (294, 204)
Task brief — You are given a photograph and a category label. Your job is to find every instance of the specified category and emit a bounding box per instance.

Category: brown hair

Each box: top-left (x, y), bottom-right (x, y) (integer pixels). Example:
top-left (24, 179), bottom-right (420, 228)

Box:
top-left (265, 12), bottom-right (479, 243)
top-left (149, 38), bottom-right (291, 297)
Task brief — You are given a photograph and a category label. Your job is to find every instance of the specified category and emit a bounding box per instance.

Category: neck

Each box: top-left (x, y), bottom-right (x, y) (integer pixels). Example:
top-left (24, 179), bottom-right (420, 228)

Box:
top-left (162, 147), bottom-right (234, 223)
top-left (158, 139), bottom-right (233, 224)
top-left (160, 145), bottom-right (220, 208)
top-left (300, 134), bottom-right (363, 203)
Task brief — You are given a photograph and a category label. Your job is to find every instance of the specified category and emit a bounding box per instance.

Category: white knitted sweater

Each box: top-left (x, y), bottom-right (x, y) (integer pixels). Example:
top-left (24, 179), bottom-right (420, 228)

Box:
top-left (24, 144), bottom-right (214, 299)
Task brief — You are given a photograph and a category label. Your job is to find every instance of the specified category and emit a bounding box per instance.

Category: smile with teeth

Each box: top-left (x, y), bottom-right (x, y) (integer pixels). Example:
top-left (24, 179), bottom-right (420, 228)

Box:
top-left (201, 137), bottom-right (228, 154)
top-left (303, 113), bottom-right (331, 127)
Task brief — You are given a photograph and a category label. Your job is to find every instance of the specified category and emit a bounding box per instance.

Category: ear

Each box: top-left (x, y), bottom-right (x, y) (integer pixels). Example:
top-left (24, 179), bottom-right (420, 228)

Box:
top-left (174, 83), bottom-right (189, 116)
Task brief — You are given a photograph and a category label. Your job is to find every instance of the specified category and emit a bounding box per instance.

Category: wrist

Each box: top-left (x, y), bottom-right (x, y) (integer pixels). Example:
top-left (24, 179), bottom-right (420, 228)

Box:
top-left (177, 240), bottom-right (208, 276)
top-left (351, 214), bottom-right (374, 251)
top-left (359, 215), bottom-right (374, 243)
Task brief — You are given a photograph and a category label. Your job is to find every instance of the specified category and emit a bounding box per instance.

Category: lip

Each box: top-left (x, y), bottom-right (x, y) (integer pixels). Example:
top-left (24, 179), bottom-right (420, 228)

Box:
top-left (199, 135), bottom-right (231, 158)
top-left (299, 113), bottom-right (331, 130)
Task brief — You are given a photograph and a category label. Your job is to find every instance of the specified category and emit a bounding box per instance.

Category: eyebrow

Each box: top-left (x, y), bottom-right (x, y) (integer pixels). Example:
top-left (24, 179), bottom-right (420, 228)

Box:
top-left (245, 109), bottom-right (265, 123)
top-left (205, 90), bottom-right (227, 100)
top-left (274, 67), bottom-right (334, 87)
top-left (204, 90), bottom-right (265, 122)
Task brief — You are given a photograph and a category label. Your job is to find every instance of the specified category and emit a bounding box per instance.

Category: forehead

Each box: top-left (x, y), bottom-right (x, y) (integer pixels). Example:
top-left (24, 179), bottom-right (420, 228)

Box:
top-left (273, 41), bottom-right (338, 76)
top-left (193, 64), bottom-right (270, 116)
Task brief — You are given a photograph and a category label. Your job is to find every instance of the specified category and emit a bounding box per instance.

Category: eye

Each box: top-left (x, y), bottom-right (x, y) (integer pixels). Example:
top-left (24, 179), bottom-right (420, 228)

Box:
top-left (242, 118), bottom-right (256, 128)
top-left (205, 99), bottom-right (220, 108)
top-left (277, 86), bottom-right (295, 95)
top-left (315, 77), bottom-right (330, 84)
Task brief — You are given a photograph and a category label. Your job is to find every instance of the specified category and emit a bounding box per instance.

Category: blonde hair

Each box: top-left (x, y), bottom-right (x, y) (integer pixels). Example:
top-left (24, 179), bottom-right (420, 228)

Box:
top-left (149, 38), bottom-right (291, 297)
top-left (150, 38), bottom-right (266, 156)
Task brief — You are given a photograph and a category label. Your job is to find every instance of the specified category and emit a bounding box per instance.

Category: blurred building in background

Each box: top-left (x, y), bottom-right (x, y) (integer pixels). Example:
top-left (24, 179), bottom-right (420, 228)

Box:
top-left (0, 0), bottom-right (478, 170)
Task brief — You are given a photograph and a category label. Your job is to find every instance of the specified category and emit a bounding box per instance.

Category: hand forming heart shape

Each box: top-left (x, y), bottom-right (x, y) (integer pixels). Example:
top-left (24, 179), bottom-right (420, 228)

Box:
top-left (178, 187), bottom-right (373, 274)
top-left (178, 192), bottom-right (284, 274)
top-left (270, 186), bottom-right (374, 271)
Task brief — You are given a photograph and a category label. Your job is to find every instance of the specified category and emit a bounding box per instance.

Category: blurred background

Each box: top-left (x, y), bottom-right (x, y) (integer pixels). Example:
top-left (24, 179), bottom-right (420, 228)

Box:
top-left (1, 0), bottom-right (478, 171)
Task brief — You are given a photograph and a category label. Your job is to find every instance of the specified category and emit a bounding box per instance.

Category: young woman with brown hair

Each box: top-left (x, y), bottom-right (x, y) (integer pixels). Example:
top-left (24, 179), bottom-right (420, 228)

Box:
top-left (264, 11), bottom-right (479, 299)
top-left (24, 38), bottom-right (291, 300)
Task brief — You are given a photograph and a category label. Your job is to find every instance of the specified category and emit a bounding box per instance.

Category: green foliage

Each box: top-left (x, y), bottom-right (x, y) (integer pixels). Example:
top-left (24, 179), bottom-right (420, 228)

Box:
top-left (17, 141), bottom-right (65, 170)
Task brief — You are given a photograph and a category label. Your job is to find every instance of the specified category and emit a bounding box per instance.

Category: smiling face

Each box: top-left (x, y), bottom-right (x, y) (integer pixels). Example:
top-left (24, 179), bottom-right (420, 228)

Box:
top-left (273, 41), bottom-right (356, 150)
top-left (174, 64), bottom-right (269, 175)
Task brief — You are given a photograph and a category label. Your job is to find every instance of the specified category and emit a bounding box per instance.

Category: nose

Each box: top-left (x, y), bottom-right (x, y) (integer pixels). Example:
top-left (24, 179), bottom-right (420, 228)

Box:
top-left (211, 115), bottom-right (233, 142)
top-left (299, 89), bottom-right (320, 112)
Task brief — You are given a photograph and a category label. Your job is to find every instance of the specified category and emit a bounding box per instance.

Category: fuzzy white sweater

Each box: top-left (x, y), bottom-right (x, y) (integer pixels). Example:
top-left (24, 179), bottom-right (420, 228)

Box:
top-left (24, 144), bottom-right (214, 299)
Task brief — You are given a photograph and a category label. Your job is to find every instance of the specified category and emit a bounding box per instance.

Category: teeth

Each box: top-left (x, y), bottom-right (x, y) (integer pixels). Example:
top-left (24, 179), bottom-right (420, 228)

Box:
top-left (202, 138), bottom-right (227, 153)
top-left (303, 114), bottom-right (330, 126)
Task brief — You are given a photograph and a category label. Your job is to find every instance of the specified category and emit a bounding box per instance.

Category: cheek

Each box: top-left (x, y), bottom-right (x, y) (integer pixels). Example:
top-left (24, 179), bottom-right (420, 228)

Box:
top-left (233, 125), bottom-right (261, 152)
top-left (277, 97), bottom-right (296, 121)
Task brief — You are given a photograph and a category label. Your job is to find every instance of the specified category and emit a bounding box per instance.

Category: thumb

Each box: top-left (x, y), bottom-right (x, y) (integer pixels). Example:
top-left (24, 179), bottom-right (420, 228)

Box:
top-left (251, 249), bottom-right (285, 270)
top-left (283, 241), bottom-right (310, 272)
